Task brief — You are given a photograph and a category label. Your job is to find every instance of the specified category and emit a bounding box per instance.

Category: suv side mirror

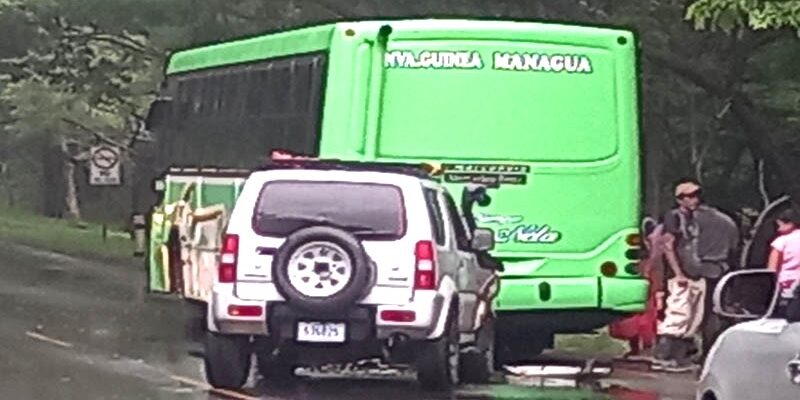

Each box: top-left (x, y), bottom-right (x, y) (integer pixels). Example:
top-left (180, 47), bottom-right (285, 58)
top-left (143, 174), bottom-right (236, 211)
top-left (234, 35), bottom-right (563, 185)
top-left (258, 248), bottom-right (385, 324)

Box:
top-left (471, 228), bottom-right (495, 252)
top-left (713, 270), bottom-right (777, 320)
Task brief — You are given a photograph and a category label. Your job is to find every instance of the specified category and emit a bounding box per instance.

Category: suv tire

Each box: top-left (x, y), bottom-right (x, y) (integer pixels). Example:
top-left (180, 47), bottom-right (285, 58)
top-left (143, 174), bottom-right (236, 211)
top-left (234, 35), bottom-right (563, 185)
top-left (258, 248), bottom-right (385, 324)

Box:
top-left (203, 332), bottom-right (252, 389)
top-left (272, 226), bottom-right (373, 313)
top-left (417, 303), bottom-right (460, 390)
top-left (459, 316), bottom-right (495, 384)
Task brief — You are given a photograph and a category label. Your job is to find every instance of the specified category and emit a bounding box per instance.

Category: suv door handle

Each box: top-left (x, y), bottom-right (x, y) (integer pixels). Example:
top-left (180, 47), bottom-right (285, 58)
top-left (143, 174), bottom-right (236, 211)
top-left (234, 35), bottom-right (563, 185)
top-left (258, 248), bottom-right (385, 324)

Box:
top-left (788, 355), bottom-right (800, 386)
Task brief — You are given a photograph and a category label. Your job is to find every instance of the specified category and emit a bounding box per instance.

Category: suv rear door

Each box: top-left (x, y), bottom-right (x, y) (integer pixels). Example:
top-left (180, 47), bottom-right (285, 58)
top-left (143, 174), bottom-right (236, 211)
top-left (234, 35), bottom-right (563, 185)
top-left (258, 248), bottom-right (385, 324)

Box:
top-left (238, 178), bottom-right (419, 304)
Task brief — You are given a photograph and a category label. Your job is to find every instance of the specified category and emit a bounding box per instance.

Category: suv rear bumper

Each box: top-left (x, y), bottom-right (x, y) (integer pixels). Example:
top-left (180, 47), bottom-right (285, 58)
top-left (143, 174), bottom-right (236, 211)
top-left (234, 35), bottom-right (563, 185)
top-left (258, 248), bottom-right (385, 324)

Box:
top-left (210, 286), bottom-right (268, 335)
top-left (209, 283), bottom-right (445, 340)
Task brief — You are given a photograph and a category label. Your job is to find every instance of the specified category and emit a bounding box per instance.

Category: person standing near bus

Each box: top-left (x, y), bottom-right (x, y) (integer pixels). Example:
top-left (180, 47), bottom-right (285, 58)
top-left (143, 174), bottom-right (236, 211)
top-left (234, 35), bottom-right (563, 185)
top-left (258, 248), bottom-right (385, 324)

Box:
top-left (653, 179), bottom-right (739, 372)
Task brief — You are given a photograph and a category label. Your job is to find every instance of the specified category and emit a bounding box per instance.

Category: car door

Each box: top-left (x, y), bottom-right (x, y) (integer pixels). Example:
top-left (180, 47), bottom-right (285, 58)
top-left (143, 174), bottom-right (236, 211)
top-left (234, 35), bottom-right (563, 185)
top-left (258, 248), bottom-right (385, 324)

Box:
top-left (421, 186), bottom-right (456, 289)
top-left (772, 318), bottom-right (800, 398)
top-left (716, 318), bottom-right (800, 400)
top-left (706, 270), bottom-right (800, 400)
top-left (440, 189), bottom-right (497, 333)
top-left (783, 322), bottom-right (800, 395)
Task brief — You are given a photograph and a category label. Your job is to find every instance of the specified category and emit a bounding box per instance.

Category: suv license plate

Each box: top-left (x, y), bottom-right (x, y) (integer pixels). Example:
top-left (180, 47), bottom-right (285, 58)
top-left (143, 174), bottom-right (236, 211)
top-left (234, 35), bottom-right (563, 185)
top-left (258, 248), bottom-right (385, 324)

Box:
top-left (296, 322), bottom-right (346, 343)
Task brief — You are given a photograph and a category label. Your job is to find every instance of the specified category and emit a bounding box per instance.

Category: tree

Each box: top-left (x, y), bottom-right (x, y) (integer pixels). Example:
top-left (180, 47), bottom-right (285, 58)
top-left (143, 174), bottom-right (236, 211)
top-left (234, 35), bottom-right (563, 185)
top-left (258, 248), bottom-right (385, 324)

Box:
top-left (679, 0), bottom-right (800, 206)
top-left (1, 2), bottom-right (158, 221)
top-left (687, 0), bottom-right (800, 31)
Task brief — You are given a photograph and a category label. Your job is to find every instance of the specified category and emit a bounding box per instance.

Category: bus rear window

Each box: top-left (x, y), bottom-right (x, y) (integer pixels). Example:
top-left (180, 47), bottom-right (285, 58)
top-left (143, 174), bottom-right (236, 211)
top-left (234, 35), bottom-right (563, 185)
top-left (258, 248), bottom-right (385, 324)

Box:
top-left (376, 42), bottom-right (620, 162)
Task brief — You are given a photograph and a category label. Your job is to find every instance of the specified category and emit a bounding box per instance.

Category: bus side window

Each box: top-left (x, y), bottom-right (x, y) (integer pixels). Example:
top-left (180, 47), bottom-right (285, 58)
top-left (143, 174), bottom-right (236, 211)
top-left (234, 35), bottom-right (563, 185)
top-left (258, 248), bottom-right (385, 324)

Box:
top-left (423, 188), bottom-right (446, 246)
top-left (443, 192), bottom-right (471, 251)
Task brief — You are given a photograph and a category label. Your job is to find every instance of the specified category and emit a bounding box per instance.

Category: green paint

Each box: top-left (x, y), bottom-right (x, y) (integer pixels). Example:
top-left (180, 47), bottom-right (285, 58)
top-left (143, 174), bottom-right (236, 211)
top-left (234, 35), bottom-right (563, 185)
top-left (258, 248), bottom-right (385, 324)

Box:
top-left (166, 24), bottom-right (335, 74)
top-left (151, 19), bottom-right (646, 327)
top-left (147, 175), bottom-right (244, 293)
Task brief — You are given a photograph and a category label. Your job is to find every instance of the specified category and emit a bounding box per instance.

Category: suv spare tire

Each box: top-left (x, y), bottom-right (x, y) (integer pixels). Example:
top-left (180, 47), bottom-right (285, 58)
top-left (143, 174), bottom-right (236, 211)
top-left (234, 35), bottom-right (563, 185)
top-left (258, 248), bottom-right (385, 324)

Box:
top-left (272, 226), bottom-right (373, 313)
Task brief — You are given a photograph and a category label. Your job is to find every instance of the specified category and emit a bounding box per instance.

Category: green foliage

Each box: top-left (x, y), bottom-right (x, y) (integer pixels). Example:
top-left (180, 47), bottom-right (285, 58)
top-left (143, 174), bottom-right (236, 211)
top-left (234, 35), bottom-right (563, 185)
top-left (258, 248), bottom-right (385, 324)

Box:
top-left (687, 0), bottom-right (800, 32)
top-left (0, 205), bottom-right (133, 262)
top-left (1, 80), bottom-right (122, 144)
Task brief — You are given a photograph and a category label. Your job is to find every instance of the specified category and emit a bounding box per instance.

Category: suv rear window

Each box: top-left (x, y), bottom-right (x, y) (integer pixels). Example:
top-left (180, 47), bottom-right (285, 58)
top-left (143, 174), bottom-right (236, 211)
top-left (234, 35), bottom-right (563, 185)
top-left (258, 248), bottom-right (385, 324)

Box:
top-left (253, 181), bottom-right (405, 239)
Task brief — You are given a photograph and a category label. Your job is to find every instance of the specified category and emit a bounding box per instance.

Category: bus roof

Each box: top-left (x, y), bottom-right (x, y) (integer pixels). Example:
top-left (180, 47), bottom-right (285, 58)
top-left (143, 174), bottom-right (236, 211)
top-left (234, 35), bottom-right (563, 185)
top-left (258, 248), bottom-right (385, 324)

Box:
top-left (166, 19), bottom-right (634, 75)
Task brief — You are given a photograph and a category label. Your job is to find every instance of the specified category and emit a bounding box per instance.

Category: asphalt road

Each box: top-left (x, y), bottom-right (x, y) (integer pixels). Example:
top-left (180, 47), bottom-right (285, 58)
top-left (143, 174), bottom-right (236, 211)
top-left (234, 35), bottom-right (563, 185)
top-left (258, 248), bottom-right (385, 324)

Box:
top-left (0, 240), bottom-right (695, 400)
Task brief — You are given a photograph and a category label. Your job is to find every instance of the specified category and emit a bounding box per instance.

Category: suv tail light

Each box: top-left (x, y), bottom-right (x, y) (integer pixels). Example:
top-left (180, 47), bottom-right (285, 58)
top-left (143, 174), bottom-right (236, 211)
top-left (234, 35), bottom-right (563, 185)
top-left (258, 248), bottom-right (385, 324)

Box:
top-left (219, 234), bottom-right (238, 283)
top-left (414, 240), bottom-right (436, 290)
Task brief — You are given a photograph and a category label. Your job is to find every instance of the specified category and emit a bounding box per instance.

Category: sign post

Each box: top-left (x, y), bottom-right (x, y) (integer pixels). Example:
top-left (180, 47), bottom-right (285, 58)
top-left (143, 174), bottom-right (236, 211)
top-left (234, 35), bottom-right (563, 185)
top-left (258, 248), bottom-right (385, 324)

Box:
top-left (89, 145), bottom-right (121, 186)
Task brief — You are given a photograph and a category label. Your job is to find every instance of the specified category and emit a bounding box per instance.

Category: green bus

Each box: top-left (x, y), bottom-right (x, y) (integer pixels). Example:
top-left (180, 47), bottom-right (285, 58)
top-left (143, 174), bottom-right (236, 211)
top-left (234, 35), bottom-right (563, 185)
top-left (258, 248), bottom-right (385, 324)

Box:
top-left (140, 19), bottom-right (647, 363)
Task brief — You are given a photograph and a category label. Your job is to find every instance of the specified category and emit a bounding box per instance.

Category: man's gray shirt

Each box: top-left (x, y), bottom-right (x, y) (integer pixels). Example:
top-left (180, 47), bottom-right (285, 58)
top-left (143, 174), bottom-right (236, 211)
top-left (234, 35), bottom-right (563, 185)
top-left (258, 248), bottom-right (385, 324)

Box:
top-left (663, 205), bottom-right (739, 278)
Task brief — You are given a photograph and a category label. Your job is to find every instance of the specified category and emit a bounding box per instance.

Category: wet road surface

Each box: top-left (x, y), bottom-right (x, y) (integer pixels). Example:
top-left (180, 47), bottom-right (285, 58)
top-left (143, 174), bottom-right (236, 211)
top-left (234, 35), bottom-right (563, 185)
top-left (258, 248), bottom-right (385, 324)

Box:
top-left (0, 241), bottom-right (695, 399)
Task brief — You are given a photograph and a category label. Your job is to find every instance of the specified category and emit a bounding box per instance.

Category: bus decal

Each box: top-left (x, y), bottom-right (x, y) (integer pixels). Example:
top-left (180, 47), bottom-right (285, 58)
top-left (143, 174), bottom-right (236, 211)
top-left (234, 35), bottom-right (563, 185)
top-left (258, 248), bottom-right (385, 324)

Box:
top-left (444, 173), bottom-right (526, 186)
top-left (498, 224), bottom-right (562, 244)
top-left (475, 213), bottom-right (524, 225)
top-left (384, 50), bottom-right (483, 69)
top-left (442, 163), bottom-right (529, 186)
top-left (477, 214), bottom-right (562, 245)
top-left (493, 52), bottom-right (593, 74)
top-left (443, 164), bottom-right (530, 174)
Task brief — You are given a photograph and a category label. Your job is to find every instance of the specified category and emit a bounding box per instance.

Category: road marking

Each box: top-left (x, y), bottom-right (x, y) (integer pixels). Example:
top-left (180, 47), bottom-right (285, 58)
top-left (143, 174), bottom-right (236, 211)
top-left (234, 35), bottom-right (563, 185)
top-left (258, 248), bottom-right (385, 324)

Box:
top-left (25, 331), bottom-right (74, 349)
top-left (23, 329), bottom-right (257, 399)
top-left (170, 375), bottom-right (259, 400)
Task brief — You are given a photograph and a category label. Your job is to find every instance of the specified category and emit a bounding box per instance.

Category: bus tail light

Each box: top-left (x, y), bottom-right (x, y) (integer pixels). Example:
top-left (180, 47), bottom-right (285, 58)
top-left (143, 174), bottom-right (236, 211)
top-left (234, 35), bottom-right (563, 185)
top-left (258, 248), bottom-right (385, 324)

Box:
top-left (626, 233), bottom-right (642, 247)
top-left (601, 262), bottom-right (618, 277)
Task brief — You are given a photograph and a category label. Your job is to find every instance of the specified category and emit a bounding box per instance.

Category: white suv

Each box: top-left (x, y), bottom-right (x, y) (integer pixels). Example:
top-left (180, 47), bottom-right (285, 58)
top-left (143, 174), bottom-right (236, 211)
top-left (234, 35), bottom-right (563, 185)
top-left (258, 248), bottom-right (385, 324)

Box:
top-left (204, 160), bottom-right (501, 390)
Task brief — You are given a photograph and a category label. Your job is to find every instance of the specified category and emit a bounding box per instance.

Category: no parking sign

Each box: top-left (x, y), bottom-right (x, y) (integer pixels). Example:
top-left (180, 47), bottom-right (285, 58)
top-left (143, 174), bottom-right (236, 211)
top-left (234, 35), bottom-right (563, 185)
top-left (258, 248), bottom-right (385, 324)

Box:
top-left (89, 145), bottom-right (121, 186)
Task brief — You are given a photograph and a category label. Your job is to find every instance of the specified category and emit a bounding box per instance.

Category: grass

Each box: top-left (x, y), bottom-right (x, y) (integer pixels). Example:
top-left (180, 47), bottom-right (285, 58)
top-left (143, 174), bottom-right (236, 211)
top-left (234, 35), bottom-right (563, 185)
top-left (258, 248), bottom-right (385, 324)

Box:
top-left (554, 328), bottom-right (629, 360)
top-left (0, 207), bottom-right (135, 263)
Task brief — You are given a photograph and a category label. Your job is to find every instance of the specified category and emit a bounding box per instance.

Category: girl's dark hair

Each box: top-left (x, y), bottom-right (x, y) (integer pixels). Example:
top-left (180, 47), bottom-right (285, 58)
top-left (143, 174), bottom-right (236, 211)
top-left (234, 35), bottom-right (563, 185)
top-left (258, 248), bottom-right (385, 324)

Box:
top-left (777, 208), bottom-right (800, 225)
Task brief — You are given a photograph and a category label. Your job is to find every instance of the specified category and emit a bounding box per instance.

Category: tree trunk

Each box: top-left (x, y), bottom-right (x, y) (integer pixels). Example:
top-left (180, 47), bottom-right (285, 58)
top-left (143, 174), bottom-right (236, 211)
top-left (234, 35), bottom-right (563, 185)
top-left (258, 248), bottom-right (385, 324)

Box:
top-left (63, 159), bottom-right (81, 221)
top-left (643, 98), bottom-right (667, 217)
top-left (60, 139), bottom-right (82, 222)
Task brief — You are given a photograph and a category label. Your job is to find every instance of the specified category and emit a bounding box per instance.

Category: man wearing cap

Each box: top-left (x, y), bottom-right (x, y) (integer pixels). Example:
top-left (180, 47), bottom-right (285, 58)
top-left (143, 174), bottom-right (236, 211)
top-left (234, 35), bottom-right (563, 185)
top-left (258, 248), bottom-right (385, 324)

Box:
top-left (653, 178), bottom-right (739, 372)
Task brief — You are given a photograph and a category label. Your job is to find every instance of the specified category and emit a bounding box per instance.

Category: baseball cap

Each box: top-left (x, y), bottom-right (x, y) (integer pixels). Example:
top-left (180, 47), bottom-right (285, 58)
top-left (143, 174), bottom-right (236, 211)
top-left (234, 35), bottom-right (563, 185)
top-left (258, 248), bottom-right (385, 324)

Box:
top-left (675, 181), bottom-right (701, 197)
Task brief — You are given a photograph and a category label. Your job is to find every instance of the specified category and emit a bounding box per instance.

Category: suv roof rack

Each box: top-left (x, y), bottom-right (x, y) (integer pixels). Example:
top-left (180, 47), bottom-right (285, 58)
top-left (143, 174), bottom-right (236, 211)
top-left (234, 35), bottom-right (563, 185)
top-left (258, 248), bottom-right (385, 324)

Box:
top-left (165, 166), bottom-right (252, 177)
top-left (258, 158), bottom-right (442, 181)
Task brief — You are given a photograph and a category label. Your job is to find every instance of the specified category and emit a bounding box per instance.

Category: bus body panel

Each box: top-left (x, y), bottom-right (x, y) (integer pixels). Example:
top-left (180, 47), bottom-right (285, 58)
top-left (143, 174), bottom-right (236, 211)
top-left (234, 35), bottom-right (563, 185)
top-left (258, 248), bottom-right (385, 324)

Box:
top-left (318, 21), bottom-right (645, 316)
top-left (148, 174), bottom-right (245, 302)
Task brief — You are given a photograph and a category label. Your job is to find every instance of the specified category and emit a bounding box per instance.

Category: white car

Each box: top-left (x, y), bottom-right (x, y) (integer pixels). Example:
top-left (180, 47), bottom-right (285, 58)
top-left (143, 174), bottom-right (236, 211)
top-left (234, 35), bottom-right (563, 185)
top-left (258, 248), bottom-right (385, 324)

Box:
top-left (203, 160), bottom-right (501, 390)
top-left (697, 270), bottom-right (800, 400)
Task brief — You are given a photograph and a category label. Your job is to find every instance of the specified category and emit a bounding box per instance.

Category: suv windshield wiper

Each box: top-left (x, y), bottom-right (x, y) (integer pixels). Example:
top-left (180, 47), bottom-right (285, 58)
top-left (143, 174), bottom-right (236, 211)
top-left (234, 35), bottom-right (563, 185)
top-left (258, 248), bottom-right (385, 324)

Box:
top-left (256, 212), bottom-right (392, 235)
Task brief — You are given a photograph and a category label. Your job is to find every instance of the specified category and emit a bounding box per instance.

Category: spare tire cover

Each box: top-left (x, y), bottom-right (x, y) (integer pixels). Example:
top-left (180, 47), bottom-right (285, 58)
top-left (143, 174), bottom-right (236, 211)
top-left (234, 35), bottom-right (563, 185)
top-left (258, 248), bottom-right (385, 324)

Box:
top-left (272, 226), bottom-right (373, 313)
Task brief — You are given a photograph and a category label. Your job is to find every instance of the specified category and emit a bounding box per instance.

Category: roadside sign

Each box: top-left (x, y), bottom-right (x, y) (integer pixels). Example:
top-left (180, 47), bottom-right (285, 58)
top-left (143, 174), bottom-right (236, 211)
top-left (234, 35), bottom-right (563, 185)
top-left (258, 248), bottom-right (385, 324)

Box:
top-left (89, 145), bottom-right (121, 186)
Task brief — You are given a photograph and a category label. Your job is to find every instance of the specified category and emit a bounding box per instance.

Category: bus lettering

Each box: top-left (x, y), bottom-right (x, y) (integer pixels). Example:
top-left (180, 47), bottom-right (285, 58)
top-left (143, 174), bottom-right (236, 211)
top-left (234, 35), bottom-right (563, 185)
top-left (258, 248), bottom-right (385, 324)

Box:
top-left (385, 50), bottom-right (483, 69)
top-left (497, 224), bottom-right (563, 244)
top-left (493, 52), bottom-right (592, 73)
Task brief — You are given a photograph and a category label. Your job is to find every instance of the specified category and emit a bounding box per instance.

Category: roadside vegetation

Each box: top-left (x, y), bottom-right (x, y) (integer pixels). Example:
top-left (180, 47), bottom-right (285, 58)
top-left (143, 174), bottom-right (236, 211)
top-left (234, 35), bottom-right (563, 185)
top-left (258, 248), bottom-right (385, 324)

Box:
top-left (554, 330), bottom-right (628, 360)
top-left (0, 206), bottom-right (134, 262)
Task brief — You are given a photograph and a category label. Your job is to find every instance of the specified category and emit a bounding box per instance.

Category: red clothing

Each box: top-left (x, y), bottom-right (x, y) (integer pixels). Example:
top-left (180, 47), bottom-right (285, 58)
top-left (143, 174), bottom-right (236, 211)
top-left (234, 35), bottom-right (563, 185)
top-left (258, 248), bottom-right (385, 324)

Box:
top-left (608, 226), bottom-right (666, 348)
top-left (608, 268), bottom-right (659, 347)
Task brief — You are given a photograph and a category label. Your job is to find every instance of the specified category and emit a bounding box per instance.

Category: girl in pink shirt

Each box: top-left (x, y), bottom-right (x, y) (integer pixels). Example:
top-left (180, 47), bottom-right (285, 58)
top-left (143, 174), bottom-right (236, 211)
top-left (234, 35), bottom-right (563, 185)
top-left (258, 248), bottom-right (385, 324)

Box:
top-left (768, 209), bottom-right (800, 298)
